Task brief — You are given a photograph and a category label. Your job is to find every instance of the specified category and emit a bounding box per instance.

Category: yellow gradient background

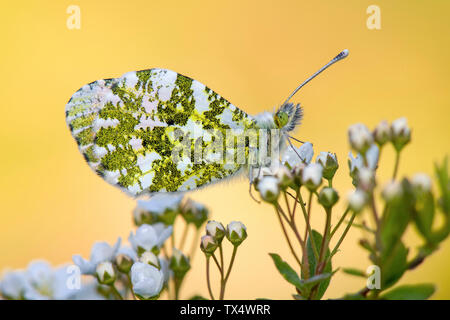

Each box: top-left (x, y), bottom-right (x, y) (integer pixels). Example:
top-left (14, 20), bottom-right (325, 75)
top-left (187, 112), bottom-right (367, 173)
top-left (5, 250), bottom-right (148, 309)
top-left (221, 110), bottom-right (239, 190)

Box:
top-left (1, 0), bottom-right (449, 299)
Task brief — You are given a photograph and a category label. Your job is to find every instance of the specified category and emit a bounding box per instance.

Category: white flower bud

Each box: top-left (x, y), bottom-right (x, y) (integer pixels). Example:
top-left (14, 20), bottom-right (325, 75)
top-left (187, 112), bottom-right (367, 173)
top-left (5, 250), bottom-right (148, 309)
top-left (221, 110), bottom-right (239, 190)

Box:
top-left (200, 235), bottom-right (218, 255)
top-left (170, 249), bottom-right (190, 279)
top-left (373, 120), bottom-right (391, 146)
top-left (140, 251), bottom-right (160, 269)
top-left (205, 221), bottom-right (226, 242)
top-left (347, 189), bottom-right (367, 212)
top-left (316, 152), bottom-right (339, 180)
top-left (318, 187), bottom-right (339, 208)
top-left (412, 173), bottom-right (432, 192)
top-left (301, 163), bottom-right (323, 191)
top-left (348, 123), bottom-right (373, 154)
top-left (391, 117), bottom-right (411, 151)
top-left (257, 176), bottom-right (280, 203)
top-left (131, 262), bottom-right (164, 300)
top-left (382, 181), bottom-right (403, 201)
top-left (226, 221), bottom-right (248, 246)
top-left (96, 261), bottom-right (115, 285)
top-left (274, 165), bottom-right (293, 188)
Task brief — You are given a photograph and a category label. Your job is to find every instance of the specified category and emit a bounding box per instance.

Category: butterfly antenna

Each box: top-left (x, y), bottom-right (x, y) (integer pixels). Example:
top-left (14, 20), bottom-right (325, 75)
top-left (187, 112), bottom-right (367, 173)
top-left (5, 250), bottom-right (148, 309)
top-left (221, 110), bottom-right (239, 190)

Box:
top-left (286, 135), bottom-right (303, 160)
top-left (283, 49), bottom-right (349, 105)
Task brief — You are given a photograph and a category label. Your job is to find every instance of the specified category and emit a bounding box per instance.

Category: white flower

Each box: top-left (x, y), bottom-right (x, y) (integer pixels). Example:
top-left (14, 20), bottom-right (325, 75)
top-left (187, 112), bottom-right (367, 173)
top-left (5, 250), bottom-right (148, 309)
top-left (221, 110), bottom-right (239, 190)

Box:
top-left (25, 263), bottom-right (82, 300)
top-left (348, 189), bottom-right (367, 212)
top-left (412, 173), bottom-right (432, 191)
top-left (73, 280), bottom-right (105, 300)
top-left (382, 181), bottom-right (403, 201)
top-left (205, 221), bottom-right (226, 240)
top-left (140, 251), bottom-right (160, 269)
top-left (226, 221), bottom-right (248, 246)
top-left (137, 194), bottom-right (183, 214)
top-left (358, 167), bottom-right (375, 190)
top-left (131, 262), bottom-right (164, 299)
top-left (158, 258), bottom-right (171, 286)
top-left (72, 238), bottom-right (121, 275)
top-left (129, 223), bottom-right (172, 253)
top-left (301, 163), bottom-right (323, 190)
top-left (282, 142), bottom-right (314, 168)
top-left (348, 123), bottom-right (373, 153)
top-left (348, 144), bottom-right (379, 172)
top-left (96, 262), bottom-right (115, 285)
top-left (25, 261), bottom-right (53, 294)
top-left (257, 176), bottom-right (280, 203)
top-left (373, 120), bottom-right (390, 145)
top-left (0, 270), bottom-right (27, 299)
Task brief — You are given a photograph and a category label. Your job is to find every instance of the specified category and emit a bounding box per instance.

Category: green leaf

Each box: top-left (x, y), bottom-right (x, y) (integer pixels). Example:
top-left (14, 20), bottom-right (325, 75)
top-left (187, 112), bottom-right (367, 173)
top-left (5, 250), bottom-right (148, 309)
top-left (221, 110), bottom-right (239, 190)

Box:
top-left (413, 190), bottom-right (435, 243)
top-left (381, 179), bottom-right (415, 258)
top-left (381, 284), bottom-right (435, 300)
top-left (302, 273), bottom-right (332, 287)
top-left (302, 230), bottom-right (332, 300)
top-left (189, 295), bottom-right (208, 300)
top-left (269, 253), bottom-right (303, 291)
top-left (342, 268), bottom-right (366, 277)
top-left (435, 156), bottom-right (449, 215)
top-left (380, 241), bottom-right (408, 290)
top-left (341, 292), bottom-right (367, 300)
top-left (432, 157), bottom-right (450, 242)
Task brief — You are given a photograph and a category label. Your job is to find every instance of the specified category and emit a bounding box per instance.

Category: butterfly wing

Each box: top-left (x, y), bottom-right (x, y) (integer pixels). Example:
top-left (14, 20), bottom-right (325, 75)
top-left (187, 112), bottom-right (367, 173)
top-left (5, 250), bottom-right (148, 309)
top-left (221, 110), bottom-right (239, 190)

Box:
top-left (66, 69), bottom-right (254, 196)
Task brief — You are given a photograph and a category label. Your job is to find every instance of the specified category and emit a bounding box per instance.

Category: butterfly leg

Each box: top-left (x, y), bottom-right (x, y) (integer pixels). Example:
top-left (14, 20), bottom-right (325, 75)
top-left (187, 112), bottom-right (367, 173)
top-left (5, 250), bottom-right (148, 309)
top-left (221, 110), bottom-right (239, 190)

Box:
top-left (248, 165), bottom-right (261, 203)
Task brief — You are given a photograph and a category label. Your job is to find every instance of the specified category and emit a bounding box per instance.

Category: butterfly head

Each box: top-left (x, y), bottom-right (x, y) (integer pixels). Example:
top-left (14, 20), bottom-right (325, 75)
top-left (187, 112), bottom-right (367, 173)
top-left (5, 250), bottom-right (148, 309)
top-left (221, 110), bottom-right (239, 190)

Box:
top-left (273, 103), bottom-right (303, 132)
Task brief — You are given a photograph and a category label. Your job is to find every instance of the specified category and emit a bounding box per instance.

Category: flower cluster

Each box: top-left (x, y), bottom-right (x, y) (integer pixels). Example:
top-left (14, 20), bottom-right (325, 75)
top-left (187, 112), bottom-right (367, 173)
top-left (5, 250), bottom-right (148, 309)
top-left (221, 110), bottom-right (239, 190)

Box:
top-left (254, 141), bottom-right (339, 206)
top-left (342, 118), bottom-right (449, 300)
top-left (0, 261), bottom-right (102, 300)
top-left (346, 117), bottom-right (413, 212)
top-left (1, 195), bottom-right (209, 300)
top-left (200, 220), bottom-right (247, 300)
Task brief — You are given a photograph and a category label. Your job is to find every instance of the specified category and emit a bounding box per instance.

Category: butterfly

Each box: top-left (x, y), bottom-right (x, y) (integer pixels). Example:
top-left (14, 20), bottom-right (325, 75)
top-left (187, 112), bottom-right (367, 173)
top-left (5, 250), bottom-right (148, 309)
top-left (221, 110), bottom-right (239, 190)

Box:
top-left (66, 50), bottom-right (348, 197)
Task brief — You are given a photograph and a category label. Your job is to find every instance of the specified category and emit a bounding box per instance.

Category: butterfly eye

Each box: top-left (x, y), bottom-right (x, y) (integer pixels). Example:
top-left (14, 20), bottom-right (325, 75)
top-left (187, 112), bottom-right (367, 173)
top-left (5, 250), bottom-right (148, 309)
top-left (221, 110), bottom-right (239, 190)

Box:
top-left (274, 111), bottom-right (289, 128)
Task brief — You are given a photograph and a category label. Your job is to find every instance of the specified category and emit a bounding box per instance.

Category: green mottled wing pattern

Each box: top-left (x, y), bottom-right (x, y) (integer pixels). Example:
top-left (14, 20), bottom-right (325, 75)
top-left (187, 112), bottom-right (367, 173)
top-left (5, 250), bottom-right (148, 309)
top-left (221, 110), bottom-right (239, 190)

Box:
top-left (66, 69), bottom-right (254, 196)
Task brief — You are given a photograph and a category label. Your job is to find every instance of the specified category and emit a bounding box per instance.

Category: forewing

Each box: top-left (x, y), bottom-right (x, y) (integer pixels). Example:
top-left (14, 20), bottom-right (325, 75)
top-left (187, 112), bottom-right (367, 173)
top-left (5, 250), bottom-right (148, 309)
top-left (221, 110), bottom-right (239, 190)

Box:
top-left (66, 69), bottom-right (254, 196)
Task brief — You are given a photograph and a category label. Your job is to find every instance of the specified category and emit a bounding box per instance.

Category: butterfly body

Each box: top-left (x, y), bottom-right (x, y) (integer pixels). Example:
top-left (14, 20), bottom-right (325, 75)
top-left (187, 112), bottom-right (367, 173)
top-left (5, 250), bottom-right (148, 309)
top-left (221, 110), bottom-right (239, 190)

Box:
top-left (66, 50), bottom-right (348, 197)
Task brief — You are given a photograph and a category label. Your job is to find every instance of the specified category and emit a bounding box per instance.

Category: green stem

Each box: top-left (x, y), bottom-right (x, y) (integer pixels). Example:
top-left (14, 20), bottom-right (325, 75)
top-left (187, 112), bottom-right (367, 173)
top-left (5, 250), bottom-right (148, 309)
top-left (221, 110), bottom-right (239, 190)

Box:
top-left (212, 253), bottom-right (222, 273)
top-left (220, 246), bottom-right (239, 300)
top-left (110, 284), bottom-right (124, 300)
top-left (126, 273), bottom-right (136, 300)
top-left (330, 207), bottom-right (350, 239)
top-left (179, 223), bottom-right (189, 251)
top-left (316, 208), bottom-right (332, 274)
top-left (273, 206), bottom-right (302, 268)
top-left (224, 246), bottom-right (238, 283)
top-left (189, 228), bottom-right (200, 260)
top-left (218, 244), bottom-right (226, 300)
top-left (392, 150), bottom-right (400, 180)
top-left (298, 191), bottom-right (319, 260)
top-left (327, 211), bottom-right (357, 265)
top-left (206, 257), bottom-right (215, 300)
